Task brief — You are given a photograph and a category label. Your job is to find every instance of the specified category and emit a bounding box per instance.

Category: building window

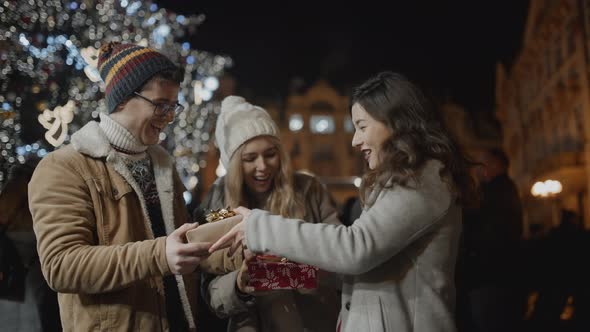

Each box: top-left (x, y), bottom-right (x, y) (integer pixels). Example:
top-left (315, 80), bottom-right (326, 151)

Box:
top-left (311, 144), bottom-right (336, 176)
top-left (566, 20), bottom-right (576, 55)
top-left (291, 139), bottom-right (301, 158)
top-left (344, 115), bottom-right (354, 133)
top-left (311, 145), bottom-right (334, 161)
top-left (289, 114), bottom-right (304, 131)
top-left (574, 105), bottom-right (585, 150)
top-left (554, 37), bottom-right (563, 70)
top-left (310, 115), bottom-right (335, 134)
top-left (310, 101), bottom-right (335, 112)
top-left (544, 49), bottom-right (551, 76)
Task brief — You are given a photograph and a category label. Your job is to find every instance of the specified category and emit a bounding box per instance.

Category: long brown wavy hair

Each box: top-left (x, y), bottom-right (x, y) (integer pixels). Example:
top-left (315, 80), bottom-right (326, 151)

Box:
top-left (351, 71), bottom-right (478, 207)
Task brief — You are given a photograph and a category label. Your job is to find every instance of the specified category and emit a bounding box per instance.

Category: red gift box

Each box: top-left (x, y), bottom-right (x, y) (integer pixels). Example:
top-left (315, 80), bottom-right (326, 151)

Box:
top-left (247, 255), bottom-right (319, 290)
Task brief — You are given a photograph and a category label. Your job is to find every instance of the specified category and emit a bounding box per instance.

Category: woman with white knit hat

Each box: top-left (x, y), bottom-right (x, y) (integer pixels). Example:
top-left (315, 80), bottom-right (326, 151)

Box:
top-left (200, 96), bottom-right (341, 331)
top-left (210, 72), bottom-right (477, 332)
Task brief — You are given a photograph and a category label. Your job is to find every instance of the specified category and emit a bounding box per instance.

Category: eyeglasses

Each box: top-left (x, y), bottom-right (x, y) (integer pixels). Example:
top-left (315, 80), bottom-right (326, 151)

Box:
top-left (133, 92), bottom-right (184, 120)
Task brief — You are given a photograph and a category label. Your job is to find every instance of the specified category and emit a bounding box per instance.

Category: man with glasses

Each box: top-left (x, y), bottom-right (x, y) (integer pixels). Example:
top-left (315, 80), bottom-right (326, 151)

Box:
top-left (28, 42), bottom-right (209, 331)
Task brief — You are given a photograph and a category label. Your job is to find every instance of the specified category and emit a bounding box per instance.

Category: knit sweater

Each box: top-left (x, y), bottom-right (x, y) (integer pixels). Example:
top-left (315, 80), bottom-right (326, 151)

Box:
top-left (99, 114), bottom-right (187, 331)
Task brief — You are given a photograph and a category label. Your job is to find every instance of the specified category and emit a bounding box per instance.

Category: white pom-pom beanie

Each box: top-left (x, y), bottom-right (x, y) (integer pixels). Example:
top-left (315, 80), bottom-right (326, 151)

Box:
top-left (215, 96), bottom-right (280, 169)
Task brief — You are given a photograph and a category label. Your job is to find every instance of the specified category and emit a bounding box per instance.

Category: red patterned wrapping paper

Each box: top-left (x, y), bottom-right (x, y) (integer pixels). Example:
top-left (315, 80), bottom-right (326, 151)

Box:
top-left (247, 255), bottom-right (319, 290)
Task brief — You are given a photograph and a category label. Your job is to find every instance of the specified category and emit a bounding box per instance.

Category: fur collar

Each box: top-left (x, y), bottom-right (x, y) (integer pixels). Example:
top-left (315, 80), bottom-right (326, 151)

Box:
top-left (70, 121), bottom-right (195, 329)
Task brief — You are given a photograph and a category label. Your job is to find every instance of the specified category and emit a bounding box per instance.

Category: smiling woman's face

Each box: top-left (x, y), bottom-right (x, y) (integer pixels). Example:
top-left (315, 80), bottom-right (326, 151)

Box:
top-left (240, 136), bottom-right (280, 194)
top-left (351, 103), bottom-right (392, 170)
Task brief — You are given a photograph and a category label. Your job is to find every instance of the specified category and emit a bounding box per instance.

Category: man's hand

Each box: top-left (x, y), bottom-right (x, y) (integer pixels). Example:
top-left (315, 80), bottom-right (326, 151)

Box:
top-left (166, 223), bottom-right (211, 275)
top-left (209, 206), bottom-right (251, 255)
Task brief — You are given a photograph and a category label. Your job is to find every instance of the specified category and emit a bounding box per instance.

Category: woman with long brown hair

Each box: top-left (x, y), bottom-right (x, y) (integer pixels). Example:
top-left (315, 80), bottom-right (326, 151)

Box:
top-left (211, 72), bottom-right (477, 332)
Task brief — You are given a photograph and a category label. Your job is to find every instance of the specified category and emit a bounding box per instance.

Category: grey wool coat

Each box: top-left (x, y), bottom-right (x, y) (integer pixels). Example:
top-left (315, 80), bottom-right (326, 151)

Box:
top-left (245, 160), bottom-right (462, 332)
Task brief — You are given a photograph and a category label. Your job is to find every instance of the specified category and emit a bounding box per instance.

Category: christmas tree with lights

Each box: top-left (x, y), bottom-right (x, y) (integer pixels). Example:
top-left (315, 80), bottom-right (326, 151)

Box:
top-left (0, 0), bottom-right (230, 192)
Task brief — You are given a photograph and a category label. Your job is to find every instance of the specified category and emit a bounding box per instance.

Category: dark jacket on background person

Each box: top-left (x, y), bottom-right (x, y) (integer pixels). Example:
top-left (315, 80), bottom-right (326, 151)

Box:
top-left (0, 159), bottom-right (61, 331)
top-left (461, 173), bottom-right (523, 289)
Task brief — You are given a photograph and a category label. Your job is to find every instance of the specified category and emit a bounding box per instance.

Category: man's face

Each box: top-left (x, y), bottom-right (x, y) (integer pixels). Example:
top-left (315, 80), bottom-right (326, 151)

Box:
top-left (112, 80), bottom-right (179, 145)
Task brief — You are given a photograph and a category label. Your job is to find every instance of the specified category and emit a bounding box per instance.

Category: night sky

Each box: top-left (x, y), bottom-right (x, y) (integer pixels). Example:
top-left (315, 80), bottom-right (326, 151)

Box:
top-left (159, 1), bottom-right (529, 111)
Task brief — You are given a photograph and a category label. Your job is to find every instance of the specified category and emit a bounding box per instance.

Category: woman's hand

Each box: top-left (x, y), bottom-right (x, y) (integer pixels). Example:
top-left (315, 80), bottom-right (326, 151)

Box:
top-left (234, 206), bottom-right (251, 220)
top-left (236, 249), bottom-right (255, 293)
top-left (209, 206), bottom-right (252, 255)
top-left (236, 248), bottom-right (272, 297)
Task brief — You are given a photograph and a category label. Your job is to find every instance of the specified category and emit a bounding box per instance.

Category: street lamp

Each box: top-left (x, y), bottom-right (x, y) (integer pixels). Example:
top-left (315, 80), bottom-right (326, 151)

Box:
top-left (531, 179), bottom-right (563, 228)
top-left (531, 179), bottom-right (563, 197)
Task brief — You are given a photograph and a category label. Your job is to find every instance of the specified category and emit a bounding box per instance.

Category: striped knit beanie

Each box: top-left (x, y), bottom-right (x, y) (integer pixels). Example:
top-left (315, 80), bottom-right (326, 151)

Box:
top-left (98, 42), bottom-right (178, 113)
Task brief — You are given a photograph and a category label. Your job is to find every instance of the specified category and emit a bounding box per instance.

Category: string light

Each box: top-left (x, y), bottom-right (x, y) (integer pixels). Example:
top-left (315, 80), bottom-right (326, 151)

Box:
top-left (0, 0), bottom-right (232, 189)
